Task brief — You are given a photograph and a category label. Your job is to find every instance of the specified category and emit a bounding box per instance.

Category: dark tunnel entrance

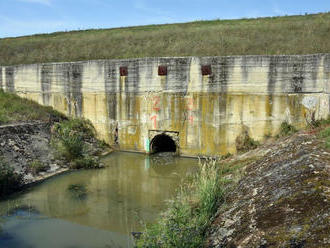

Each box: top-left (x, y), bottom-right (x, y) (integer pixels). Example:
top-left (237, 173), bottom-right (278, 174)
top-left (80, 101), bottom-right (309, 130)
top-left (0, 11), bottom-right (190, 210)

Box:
top-left (150, 134), bottom-right (177, 154)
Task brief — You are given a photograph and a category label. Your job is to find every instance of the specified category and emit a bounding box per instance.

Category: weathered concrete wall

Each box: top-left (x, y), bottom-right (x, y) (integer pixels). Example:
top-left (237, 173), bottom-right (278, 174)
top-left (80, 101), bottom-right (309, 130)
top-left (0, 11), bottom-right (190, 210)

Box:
top-left (1, 54), bottom-right (329, 156)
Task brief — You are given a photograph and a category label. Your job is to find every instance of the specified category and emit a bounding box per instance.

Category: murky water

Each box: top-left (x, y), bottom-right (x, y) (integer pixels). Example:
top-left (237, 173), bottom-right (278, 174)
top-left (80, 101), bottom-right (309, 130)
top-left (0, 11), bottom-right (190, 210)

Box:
top-left (0, 152), bottom-right (198, 248)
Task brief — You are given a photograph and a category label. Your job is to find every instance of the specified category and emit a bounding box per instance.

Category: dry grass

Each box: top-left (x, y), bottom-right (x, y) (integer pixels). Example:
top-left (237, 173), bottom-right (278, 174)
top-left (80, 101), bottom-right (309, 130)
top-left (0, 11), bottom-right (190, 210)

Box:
top-left (0, 13), bottom-right (330, 66)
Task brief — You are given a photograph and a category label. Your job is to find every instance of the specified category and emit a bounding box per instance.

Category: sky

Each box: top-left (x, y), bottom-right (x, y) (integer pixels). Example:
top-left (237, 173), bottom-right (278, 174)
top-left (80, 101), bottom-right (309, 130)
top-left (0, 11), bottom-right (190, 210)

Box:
top-left (0, 0), bottom-right (329, 38)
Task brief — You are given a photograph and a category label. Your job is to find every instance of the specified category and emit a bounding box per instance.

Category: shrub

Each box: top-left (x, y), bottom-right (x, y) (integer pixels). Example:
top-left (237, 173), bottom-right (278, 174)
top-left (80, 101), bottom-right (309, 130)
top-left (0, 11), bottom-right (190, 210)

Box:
top-left (51, 118), bottom-right (95, 161)
top-left (52, 118), bottom-right (96, 139)
top-left (279, 122), bottom-right (297, 136)
top-left (0, 158), bottom-right (23, 197)
top-left (51, 118), bottom-right (103, 169)
top-left (60, 133), bottom-right (84, 159)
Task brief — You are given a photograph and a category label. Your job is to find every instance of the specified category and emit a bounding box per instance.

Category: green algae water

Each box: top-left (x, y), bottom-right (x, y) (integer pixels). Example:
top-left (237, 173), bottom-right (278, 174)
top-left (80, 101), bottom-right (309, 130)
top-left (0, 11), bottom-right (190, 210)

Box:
top-left (0, 152), bottom-right (198, 248)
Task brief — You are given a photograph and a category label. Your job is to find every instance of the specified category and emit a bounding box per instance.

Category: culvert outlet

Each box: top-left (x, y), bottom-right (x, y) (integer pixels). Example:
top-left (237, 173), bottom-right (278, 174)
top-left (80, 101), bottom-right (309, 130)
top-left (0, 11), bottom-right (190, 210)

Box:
top-left (150, 134), bottom-right (177, 154)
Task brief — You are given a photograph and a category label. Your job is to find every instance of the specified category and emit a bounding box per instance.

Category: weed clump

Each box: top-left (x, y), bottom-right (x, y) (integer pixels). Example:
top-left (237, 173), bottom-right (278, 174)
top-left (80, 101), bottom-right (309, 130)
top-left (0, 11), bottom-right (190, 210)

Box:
top-left (51, 118), bottom-right (101, 169)
top-left (279, 122), bottom-right (297, 137)
top-left (235, 130), bottom-right (259, 153)
top-left (0, 158), bottom-right (23, 197)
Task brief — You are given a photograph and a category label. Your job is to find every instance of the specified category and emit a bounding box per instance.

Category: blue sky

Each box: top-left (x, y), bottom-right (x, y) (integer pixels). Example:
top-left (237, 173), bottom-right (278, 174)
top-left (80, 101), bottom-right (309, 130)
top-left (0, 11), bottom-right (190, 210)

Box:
top-left (1, 0), bottom-right (329, 38)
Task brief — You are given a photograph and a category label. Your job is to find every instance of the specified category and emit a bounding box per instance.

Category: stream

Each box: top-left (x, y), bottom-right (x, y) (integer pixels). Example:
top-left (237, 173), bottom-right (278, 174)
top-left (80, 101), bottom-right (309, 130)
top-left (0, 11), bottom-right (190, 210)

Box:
top-left (0, 152), bottom-right (199, 248)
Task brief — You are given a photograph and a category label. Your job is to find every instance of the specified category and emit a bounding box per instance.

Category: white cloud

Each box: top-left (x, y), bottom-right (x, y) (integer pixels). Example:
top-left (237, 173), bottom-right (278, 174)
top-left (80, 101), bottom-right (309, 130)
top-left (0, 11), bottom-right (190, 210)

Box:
top-left (18, 0), bottom-right (52, 6)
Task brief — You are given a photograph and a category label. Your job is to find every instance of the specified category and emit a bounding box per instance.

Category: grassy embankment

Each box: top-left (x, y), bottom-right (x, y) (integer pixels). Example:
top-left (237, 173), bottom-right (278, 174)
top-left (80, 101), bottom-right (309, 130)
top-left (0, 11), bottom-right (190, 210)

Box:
top-left (1, 12), bottom-right (330, 66)
top-left (0, 89), bottom-right (62, 125)
top-left (0, 90), bottom-right (104, 198)
top-left (137, 118), bottom-right (330, 247)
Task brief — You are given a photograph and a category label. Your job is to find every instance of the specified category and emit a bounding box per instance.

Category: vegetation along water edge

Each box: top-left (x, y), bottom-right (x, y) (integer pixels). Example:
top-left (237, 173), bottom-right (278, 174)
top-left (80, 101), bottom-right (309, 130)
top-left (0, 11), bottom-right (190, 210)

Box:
top-left (137, 117), bottom-right (330, 247)
top-left (0, 89), bottom-right (110, 199)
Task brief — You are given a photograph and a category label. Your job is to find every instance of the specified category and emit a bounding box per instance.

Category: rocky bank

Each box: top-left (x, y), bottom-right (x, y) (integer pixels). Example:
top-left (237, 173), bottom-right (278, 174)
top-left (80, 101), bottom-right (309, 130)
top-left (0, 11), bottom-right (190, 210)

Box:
top-left (0, 121), bottom-right (69, 184)
top-left (207, 129), bottom-right (330, 247)
top-left (0, 120), bottom-right (108, 186)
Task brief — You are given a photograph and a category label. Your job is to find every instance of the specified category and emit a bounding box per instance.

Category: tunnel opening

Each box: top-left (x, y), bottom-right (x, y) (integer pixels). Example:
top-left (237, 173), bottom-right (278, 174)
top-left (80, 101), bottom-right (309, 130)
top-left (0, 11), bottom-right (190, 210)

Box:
top-left (150, 134), bottom-right (177, 154)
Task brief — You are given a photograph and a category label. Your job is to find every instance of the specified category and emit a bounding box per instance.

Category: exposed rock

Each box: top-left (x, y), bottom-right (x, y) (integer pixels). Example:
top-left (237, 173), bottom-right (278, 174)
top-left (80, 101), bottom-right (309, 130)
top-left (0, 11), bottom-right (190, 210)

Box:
top-left (0, 122), bottom-right (67, 183)
top-left (207, 130), bottom-right (330, 248)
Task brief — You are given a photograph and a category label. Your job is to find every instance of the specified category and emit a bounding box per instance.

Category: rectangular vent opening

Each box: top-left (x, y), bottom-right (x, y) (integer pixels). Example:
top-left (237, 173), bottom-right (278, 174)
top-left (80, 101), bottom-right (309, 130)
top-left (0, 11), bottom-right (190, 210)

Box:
top-left (120, 67), bottom-right (128, 76)
top-left (201, 65), bottom-right (212, 76)
top-left (158, 66), bottom-right (167, 76)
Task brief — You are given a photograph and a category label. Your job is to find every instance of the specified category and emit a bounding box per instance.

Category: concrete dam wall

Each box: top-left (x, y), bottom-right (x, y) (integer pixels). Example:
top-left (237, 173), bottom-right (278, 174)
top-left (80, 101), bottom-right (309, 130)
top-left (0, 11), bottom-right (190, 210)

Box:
top-left (1, 54), bottom-right (329, 156)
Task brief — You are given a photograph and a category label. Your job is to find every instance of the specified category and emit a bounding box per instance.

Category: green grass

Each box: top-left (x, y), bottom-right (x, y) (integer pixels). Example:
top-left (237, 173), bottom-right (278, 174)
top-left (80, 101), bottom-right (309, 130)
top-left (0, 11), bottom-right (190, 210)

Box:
top-left (319, 126), bottom-right (330, 149)
top-left (137, 157), bottom-right (255, 247)
top-left (1, 12), bottom-right (330, 66)
top-left (278, 121), bottom-right (298, 137)
top-left (0, 90), bottom-right (64, 124)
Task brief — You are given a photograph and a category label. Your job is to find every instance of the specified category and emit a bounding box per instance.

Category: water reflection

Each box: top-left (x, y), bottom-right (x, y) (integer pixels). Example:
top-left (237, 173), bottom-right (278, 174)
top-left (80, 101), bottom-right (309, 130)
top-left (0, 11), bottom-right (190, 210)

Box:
top-left (0, 152), bottom-right (198, 247)
top-left (0, 208), bottom-right (130, 248)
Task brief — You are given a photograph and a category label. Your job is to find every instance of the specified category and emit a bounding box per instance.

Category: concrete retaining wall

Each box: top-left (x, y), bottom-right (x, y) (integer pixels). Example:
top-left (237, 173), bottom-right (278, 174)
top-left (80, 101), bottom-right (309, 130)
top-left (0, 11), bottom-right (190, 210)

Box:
top-left (1, 54), bottom-right (329, 156)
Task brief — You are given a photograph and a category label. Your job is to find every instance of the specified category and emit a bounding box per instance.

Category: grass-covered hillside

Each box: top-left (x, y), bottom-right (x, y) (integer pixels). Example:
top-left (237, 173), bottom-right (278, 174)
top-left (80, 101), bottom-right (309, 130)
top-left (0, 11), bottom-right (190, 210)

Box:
top-left (0, 90), bottom-right (63, 124)
top-left (0, 12), bottom-right (330, 66)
